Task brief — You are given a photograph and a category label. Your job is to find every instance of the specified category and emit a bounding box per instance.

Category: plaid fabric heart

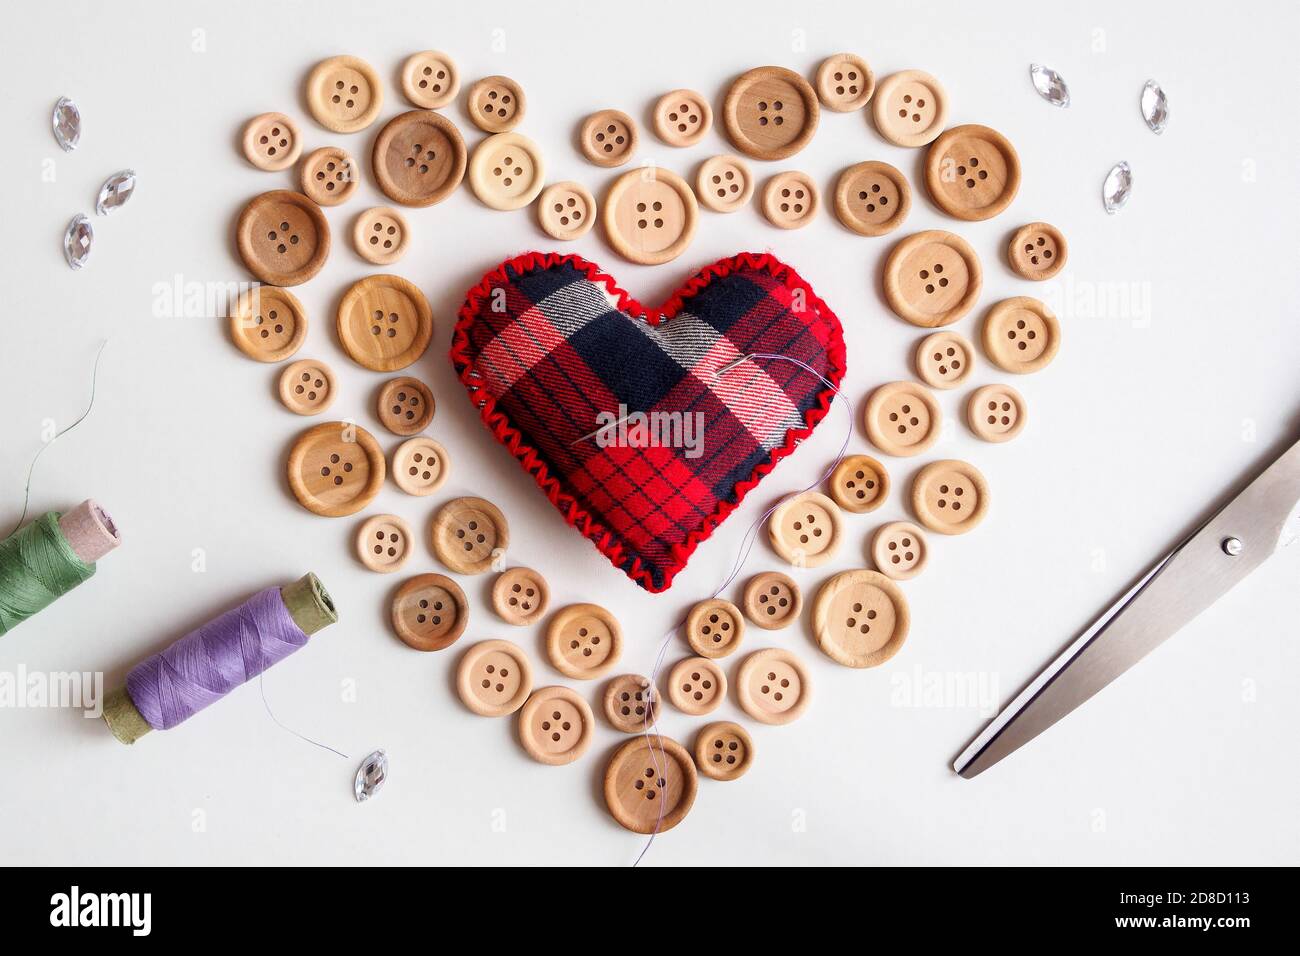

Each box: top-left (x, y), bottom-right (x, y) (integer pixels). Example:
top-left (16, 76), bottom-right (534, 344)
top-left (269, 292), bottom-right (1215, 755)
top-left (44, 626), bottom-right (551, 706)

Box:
top-left (450, 251), bottom-right (846, 592)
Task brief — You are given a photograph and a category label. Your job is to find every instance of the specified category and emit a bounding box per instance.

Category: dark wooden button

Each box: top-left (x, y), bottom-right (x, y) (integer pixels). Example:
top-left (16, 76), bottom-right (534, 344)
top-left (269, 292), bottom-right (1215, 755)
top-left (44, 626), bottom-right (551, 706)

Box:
top-left (230, 285), bottom-right (307, 363)
top-left (834, 161), bottom-right (911, 237)
top-left (723, 66), bottom-right (820, 161)
top-left (580, 109), bottom-right (637, 167)
top-left (603, 735), bottom-right (697, 832)
top-left (390, 572), bottom-right (468, 651)
top-left (376, 375), bottom-right (434, 436)
top-left (371, 110), bottom-right (466, 208)
top-left (694, 721), bottom-right (754, 781)
top-left (300, 146), bottom-right (357, 206)
top-left (236, 190), bottom-right (329, 287)
top-left (467, 75), bottom-right (525, 133)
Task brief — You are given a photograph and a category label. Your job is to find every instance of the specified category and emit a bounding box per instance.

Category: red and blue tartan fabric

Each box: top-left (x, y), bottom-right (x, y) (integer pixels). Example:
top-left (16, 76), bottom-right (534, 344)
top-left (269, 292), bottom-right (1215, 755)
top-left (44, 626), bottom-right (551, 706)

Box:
top-left (450, 251), bottom-right (847, 592)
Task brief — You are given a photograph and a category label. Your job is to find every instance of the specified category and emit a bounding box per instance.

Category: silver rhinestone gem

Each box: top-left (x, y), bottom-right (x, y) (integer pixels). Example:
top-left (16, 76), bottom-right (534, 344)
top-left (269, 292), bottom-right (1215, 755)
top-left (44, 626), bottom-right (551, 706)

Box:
top-left (354, 749), bottom-right (388, 802)
top-left (96, 169), bottom-right (136, 216)
top-left (63, 214), bottom-right (93, 270)
top-left (1029, 64), bottom-right (1070, 108)
top-left (53, 96), bottom-right (81, 152)
top-left (1102, 161), bottom-right (1132, 215)
top-left (1141, 80), bottom-right (1169, 134)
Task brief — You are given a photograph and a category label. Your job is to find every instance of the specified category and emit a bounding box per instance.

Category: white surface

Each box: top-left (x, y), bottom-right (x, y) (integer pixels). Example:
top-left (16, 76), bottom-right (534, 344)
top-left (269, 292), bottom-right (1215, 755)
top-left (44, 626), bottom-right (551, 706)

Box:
top-left (2, 0), bottom-right (1298, 866)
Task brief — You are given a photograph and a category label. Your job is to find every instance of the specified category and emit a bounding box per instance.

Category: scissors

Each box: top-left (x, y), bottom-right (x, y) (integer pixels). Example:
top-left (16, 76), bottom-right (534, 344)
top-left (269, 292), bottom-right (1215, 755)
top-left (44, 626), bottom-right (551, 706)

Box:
top-left (955, 434), bottom-right (1300, 778)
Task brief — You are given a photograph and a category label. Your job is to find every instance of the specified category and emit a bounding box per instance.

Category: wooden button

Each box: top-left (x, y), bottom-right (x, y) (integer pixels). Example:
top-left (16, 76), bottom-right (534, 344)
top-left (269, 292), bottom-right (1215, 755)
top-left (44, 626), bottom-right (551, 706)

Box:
top-left (696, 154), bottom-right (754, 213)
top-left (911, 459), bottom-right (990, 535)
top-left (546, 603), bottom-right (622, 680)
top-left (376, 375), bottom-right (434, 436)
top-left (305, 55), bottom-right (383, 133)
top-left (871, 70), bottom-right (948, 148)
top-left (336, 274), bottom-right (433, 372)
top-left (518, 686), bottom-right (593, 766)
top-left (355, 513), bottom-right (413, 573)
top-left (915, 330), bottom-right (974, 389)
top-left (815, 53), bottom-right (875, 112)
top-left (299, 146), bottom-right (357, 206)
top-left (685, 598), bottom-right (744, 659)
top-left (652, 89), bottom-right (712, 147)
top-left (602, 167), bottom-right (698, 265)
top-left (667, 657), bottom-right (726, 715)
top-left (456, 639), bottom-right (532, 717)
top-left (828, 453), bottom-right (889, 513)
top-left (242, 112), bottom-right (302, 171)
top-left (286, 421), bottom-right (385, 517)
top-left (768, 491), bottom-right (842, 567)
top-left (967, 384), bottom-right (1027, 443)
top-left (537, 182), bottom-right (596, 241)
top-left (371, 110), bottom-right (466, 207)
top-left (871, 521), bottom-right (929, 581)
top-left (981, 296), bottom-right (1060, 373)
top-left (491, 566), bottom-right (550, 626)
top-left (391, 572), bottom-right (468, 651)
top-left (742, 571), bottom-right (802, 630)
top-left (723, 66), bottom-right (819, 160)
top-left (467, 75), bottom-right (525, 133)
top-left (735, 648), bottom-right (811, 725)
top-left (229, 285), bottom-right (307, 362)
top-left (468, 132), bottom-right (546, 211)
top-left (1008, 221), bottom-right (1068, 280)
top-left (391, 436), bottom-right (450, 496)
top-left (602, 674), bottom-right (658, 733)
top-left (694, 721), bottom-right (753, 781)
top-left (353, 206), bottom-right (409, 265)
top-left (580, 109), bottom-right (637, 167)
top-left (400, 50), bottom-right (459, 110)
top-left (604, 735), bottom-right (697, 832)
top-left (762, 171), bottom-right (819, 229)
top-left (812, 569), bottom-right (910, 668)
top-left (883, 229), bottom-right (982, 327)
top-left (863, 381), bottom-right (941, 457)
top-left (431, 496), bottom-right (509, 574)
top-left (235, 190), bottom-right (329, 287)
top-left (834, 161), bottom-right (910, 237)
top-left (277, 359), bottom-right (335, 415)
top-left (925, 124), bottom-right (1021, 221)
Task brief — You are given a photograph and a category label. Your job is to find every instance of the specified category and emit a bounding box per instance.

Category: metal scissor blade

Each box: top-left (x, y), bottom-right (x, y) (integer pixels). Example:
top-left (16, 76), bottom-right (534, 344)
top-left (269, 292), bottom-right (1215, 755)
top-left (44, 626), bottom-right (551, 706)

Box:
top-left (955, 435), bottom-right (1300, 779)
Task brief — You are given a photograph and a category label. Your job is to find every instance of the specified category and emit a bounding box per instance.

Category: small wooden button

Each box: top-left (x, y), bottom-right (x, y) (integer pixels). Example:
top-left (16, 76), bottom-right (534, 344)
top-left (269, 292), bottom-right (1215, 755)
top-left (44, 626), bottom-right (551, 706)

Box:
top-left (353, 206), bottom-right (410, 265)
top-left (376, 375), bottom-right (434, 436)
top-left (815, 53), bottom-right (875, 112)
top-left (546, 603), bottom-right (622, 680)
top-left (1008, 222), bottom-right (1068, 280)
top-left (735, 648), bottom-right (812, 725)
top-left (431, 496), bottom-right (509, 574)
top-left (667, 657), bottom-right (726, 716)
top-left (925, 124), bottom-right (1021, 222)
top-left (518, 686), bottom-right (593, 766)
top-left (602, 167), bottom-right (698, 266)
top-left (871, 69), bottom-right (948, 148)
top-left (812, 569), bottom-right (910, 668)
top-left (235, 190), bottom-right (330, 287)
top-left (580, 109), bottom-right (637, 167)
top-left (468, 132), bottom-right (546, 211)
top-left (371, 110), bottom-right (466, 208)
top-left (761, 171), bottom-right (819, 229)
top-left (871, 521), bottom-right (929, 581)
top-left (883, 229), bottom-right (982, 328)
top-left (602, 674), bottom-right (658, 733)
top-left (694, 721), bottom-right (753, 781)
top-left (723, 66), bottom-right (820, 160)
top-left (742, 571), bottom-right (802, 630)
top-left (391, 436), bottom-right (450, 496)
top-left (230, 285), bottom-right (307, 363)
top-left (355, 513), bottom-right (413, 573)
top-left (336, 274), bottom-right (434, 372)
top-left (300, 146), bottom-right (358, 206)
top-left (652, 89), bottom-right (712, 147)
top-left (911, 459), bottom-right (990, 535)
top-left (242, 112), bottom-right (302, 171)
top-left (604, 735), bottom-right (697, 833)
top-left (769, 491), bottom-right (842, 567)
top-left (696, 154), bottom-right (754, 213)
top-left (968, 384), bottom-right (1027, 443)
top-left (305, 55), bottom-right (383, 133)
top-left (537, 182), bottom-right (596, 241)
top-left (467, 75), bottom-right (525, 133)
top-left (863, 381), bottom-right (941, 457)
top-left (915, 330), bottom-right (975, 389)
top-left (286, 421), bottom-right (385, 517)
top-left (277, 359), bottom-right (335, 415)
top-left (685, 598), bottom-right (744, 659)
top-left (456, 639), bottom-right (532, 717)
top-left (390, 572), bottom-right (468, 651)
top-left (491, 566), bottom-right (550, 626)
top-left (828, 453), bottom-right (889, 513)
top-left (981, 296), bottom-right (1060, 374)
top-left (400, 50), bottom-right (459, 110)
top-left (834, 161), bottom-right (910, 237)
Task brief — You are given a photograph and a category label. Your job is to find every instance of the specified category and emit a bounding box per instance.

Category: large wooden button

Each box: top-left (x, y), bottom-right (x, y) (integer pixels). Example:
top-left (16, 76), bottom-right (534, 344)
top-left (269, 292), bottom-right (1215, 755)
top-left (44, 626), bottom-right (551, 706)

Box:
top-left (278, 359), bottom-right (335, 416)
top-left (371, 110), bottom-right (466, 207)
top-left (518, 686), bottom-right (593, 766)
top-left (915, 330), bottom-right (975, 389)
top-left (230, 285), bottom-right (307, 362)
top-left (871, 521), bottom-right (929, 581)
top-left (546, 603), bottom-right (622, 680)
top-left (1008, 222), bottom-right (1068, 280)
top-left (925, 124), bottom-right (1021, 221)
top-left (286, 421), bottom-right (385, 517)
top-left (603, 167), bottom-right (698, 265)
top-left (871, 69), bottom-right (948, 148)
top-left (694, 721), bottom-right (753, 781)
top-left (723, 66), bottom-right (819, 160)
top-left (883, 230), bottom-right (982, 328)
top-left (537, 181), bottom-right (596, 241)
top-left (468, 132), bottom-right (546, 211)
top-left (602, 674), bottom-right (658, 733)
top-left (863, 381), bottom-right (941, 457)
top-left (834, 161), bottom-right (910, 237)
top-left (235, 190), bottom-right (329, 287)
top-left (652, 89), bottom-right (712, 147)
top-left (456, 639), bottom-right (532, 717)
top-left (685, 598), bottom-right (744, 659)
top-left (742, 571), bottom-right (802, 630)
top-left (467, 75), bottom-right (525, 133)
top-left (761, 171), bottom-right (819, 229)
top-left (604, 735), bottom-right (697, 833)
top-left (815, 53), bottom-right (875, 112)
top-left (967, 384), bottom-right (1027, 443)
top-left (828, 453), bottom-right (889, 513)
top-left (300, 146), bottom-right (358, 206)
top-left (305, 55), bottom-right (383, 133)
top-left (391, 436), bottom-right (450, 496)
top-left (580, 109), bottom-right (637, 167)
top-left (696, 154), bottom-right (754, 213)
top-left (336, 274), bottom-right (433, 372)
top-left (355, 513), bottom-right (413, 573)
top-left (491, 566), bottom-right (550, 626)
top-left (431, 496), bottom-right (509, 574)
top-left (911, 459), bottom-right (990, 535)
top-left (353, 206), bottom-right (409, 265)
top-left (667, 657), bottom-right (726, 716)
top-left (768, 491), bottom-right (842, 567)
top-left (376, 375), bottom-right (434, 436)
top-left (400, 50), bottom-right (459, 110)
top-left (812, 569), bottom-right (910, 668)
top-left (735, 648), bottom-right (811, 725)
top-left (242, 112), bottom-right (302, 171)
top-left (390, 572), bottom-right (468, 651)
top-left (981, 296), bottom-right (1060, 373)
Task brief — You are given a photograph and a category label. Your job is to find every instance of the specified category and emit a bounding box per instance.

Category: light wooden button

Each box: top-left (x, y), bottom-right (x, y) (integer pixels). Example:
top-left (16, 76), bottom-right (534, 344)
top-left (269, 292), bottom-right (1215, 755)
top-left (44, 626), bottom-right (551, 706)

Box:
top-left (391, 436), bottom-right (450, 496)
top-left (242, 112), bottom-right (302, 171)
top-left (735, 647), bottom-right (811, 725)
top-left (828, 453), bottom-right (889, 513)
top-left (685, 598), bottom-right (744, 659)
top-left (863, 381), bottom-right (941, 457)
top-left (696, 155), bottom-right (754, 213)
top-left (968, 384), bottom-right (1027, 443)
top-left (277, 359), bottom-right (335, 415)
top-left (353, 206), bottom-right (410, 265)
top-left (390, 572), bottom-right (468, 651)
top-left (742, 571), bottom-right (802, 630)
top-left (1008, 222), bottom-right (1068, 280)
top-left (815, 53), bottom-right (875, 112)
top-left (723, 66), bottom-right (820, 160)
top-left (694, 721), bottom-right (754, 782)
top-left (667, 657), bottom-right (727, 716)
top-left (982, 296), bottom-right (1060, 374)
top-left (537, 182), bottom-right (596, 241)
top-left (915, 330), bottom-right (975, 389)
top-left (602, 674), bottom-right (658, 733)
top-left (355, 513), bottom-right (413, 573)
top-left (518, 686), bottom-right (593, 766)
top-left (546, 603), bottom-right (622, 680)
top-left (376, 375), bottom-right (434, 436)
top-left (834, 161), bottom-right (910, 237)
top-left (236, 190), bottom-right (329, 287)
top-left (491, 566), bottom-right (550, 626)
top-left (911, 459), bottom-right (990, 535)
top-left (371, 110), bottom-right (466, 207)
top-left (925, 124), bottom-right (1021, 222)
top-left (812, 569), bottom-right (910, 668)
top-left (286, 421), bottom-right (385, 517)
top-left (469, 132), bottom-right (546, 211)
top-left (872, 69), bottom-right (948, 148)
top-left (652, 89), bottom-right (712, 147)
top-left (305, 55), bottom-right (383, 133)
top-left (604, 735), bottom-right (697, 833)
top-left (300, 147), bottom-right (357, 207)
top-left (883, 229), bottom-right (982, 328)
top-left (456, 639), bottom-right (532, 717)
top-left (431, 496), bottom-right (509, 574)
top-left (871, 521), bottom-right (929, 581)
top-left (467, 75), bottom-right (525, 133)
top-left (762, 171), bottom-right (819, 229)
top-left (401, 50), bottom-right (459, 109)
top-left (603, 167), bottom-right (698, 266)
top-left (336, 274), bottom-right (433, 372)
top-left (230, 285), bottom-right (307, 363)
top-left (768, 491), bottom-right (842, 567)
top-left (580, 109), bottom-right (637, 167)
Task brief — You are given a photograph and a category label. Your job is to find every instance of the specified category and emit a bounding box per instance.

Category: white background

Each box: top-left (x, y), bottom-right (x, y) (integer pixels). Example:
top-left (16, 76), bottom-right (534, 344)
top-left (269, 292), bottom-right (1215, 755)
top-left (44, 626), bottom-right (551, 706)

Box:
top-left (2, 0), bottom-right (1297, 866)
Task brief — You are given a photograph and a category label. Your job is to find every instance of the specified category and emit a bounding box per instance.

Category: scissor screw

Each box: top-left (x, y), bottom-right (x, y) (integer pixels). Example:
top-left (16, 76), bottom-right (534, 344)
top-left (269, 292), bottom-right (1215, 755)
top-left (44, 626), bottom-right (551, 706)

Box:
top-left (1222, 537), bottom-right (1243, 556)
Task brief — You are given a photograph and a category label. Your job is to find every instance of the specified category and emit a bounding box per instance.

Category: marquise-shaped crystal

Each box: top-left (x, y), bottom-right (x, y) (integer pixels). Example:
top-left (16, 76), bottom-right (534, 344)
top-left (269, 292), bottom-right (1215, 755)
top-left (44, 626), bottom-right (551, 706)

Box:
top-left (53, 97), bottom-right (81, 152)
top-left (96, 169), bottom-right (136, 215)
top-left (1141, 80), bottom-right (1168, 134)
top-left (354, 749), bottom-right (388, 802)
top-left (1103, 162), bottom-right (1133, 214)
top-left (64, 214), bottom-right (93, 269)
top-left (1030, 64), bottom-right (1070, 108)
